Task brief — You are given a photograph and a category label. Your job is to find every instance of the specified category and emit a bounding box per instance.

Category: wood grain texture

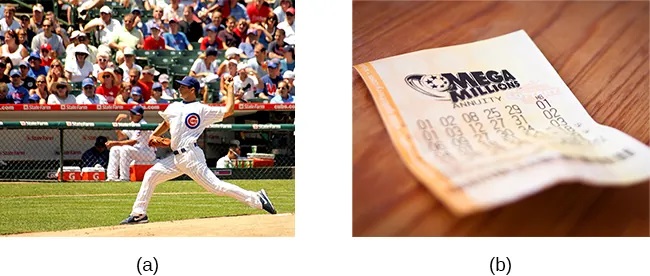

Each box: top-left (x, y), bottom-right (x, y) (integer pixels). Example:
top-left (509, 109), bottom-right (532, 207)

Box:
top-left (352, 1), bottom-right (650, 237)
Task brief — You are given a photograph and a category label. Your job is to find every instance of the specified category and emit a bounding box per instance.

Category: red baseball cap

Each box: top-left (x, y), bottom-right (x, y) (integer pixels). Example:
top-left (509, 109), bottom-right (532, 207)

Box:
top-left (286, 7), bottom-right (295, 15)
top-left (40, 43), bottom-right (52, 51)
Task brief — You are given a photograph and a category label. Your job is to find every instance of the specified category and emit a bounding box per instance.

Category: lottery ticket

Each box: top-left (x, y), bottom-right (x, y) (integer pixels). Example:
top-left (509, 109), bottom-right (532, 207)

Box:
top-left (353, 30), bottom-right (650, 216)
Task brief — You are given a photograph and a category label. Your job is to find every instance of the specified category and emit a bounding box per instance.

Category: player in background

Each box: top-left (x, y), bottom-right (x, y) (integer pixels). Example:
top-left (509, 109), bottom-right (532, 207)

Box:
top-left (120, 75), bottom-right (276, 225)
top-left (105, 105), bottom-right (157, 181)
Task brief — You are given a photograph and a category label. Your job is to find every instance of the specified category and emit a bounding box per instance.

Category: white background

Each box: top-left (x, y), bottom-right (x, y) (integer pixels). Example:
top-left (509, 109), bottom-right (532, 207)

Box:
top-left (1, 0), bottom-right (649, 275)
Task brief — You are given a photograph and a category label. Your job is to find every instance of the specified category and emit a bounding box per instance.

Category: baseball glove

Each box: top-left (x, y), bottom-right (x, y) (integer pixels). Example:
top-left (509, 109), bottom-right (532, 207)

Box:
top-left (148, 136), bottom-right (171, 147)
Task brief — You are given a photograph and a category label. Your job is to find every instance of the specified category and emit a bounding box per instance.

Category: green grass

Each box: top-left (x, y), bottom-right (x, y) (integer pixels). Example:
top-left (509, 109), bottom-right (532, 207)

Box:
top-left (0, 180), bottom-right (294, 235)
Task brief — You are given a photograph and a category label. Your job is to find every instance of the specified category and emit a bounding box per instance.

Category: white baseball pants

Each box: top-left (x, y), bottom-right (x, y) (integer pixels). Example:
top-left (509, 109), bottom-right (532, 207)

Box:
top-left (130, 145), bottom-right (262, 215)
top-left (107, 145), bottom-right (156, 181)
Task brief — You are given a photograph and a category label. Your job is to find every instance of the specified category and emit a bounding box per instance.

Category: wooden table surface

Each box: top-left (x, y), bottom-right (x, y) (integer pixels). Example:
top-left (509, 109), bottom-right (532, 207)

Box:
top-left (352, 1), bottom-right (649, 237)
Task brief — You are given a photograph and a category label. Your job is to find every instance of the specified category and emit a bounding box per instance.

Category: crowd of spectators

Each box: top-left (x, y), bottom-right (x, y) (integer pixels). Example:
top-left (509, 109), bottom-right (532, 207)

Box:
top-left (0, 0), bottom-right (295, 105)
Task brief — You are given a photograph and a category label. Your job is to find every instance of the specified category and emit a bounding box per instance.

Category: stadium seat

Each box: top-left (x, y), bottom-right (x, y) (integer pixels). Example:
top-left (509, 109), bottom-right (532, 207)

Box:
top-left (112, 7), bottom-right (130, 18)
top-left (173, 56), bottom-right (196, 66)
top-left (135, 58), bottom-right (149, 68)
top-left (70, 82), bottom-right (83, 91)
top-left (205, 81), bottom-right (221, 103)
top-left (157, 50), bottom-right (183, 57)
top-left (142, 10), bottom-right (153, 18)
top-left (70, 90), bottom-right (82, 97)
top-left (149, 57), bottom-right (174, 73)
top-left (169, 65), bottom-right (191, 83)
top-left (182, 49), bottom-right (201, 57)
top-left (190, 42), bottom-right (200, 50)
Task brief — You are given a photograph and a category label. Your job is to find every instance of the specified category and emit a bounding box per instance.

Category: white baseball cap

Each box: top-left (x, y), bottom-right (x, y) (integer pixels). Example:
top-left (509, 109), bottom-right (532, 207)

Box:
top-left (100, 6), bottom-right (112, 14)
top-left (70, 30), bottom-right (82, 39)
top-left (74, 44), bottom-right (90, 55)
top-left (237, 63), bottom-right (249, 72)
top-left (123, 47), bottom-right (135, 56)
top-left (225, 47), bottom-right (244, 59)
top-left (283, 70), bottom-right (295, 79)
top-left (158, 74), bottom-right (170, 83)
top-left (33, 4), bottom-right (44, 12)
top-left (142, 67), bottom-right (160, 76)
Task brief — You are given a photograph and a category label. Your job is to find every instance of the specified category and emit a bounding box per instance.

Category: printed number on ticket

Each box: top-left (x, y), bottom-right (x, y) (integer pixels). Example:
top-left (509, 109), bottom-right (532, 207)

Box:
top-left (353, 30), bottom-right (650, 215)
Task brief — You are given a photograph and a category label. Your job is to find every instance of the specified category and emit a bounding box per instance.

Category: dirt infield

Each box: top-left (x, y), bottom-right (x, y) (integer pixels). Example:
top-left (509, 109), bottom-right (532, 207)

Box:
top-left (9, 214), bottom-right (294, 237)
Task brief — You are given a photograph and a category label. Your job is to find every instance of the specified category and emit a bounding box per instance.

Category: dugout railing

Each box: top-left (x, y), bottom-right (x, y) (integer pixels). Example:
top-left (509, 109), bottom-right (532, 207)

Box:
top-left (0, 121), bottom-right (295, 182)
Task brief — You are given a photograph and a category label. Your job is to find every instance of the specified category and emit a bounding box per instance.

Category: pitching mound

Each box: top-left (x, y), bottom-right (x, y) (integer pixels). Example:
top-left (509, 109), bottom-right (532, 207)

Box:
top-left (10, 213), bottom-right (294, 237)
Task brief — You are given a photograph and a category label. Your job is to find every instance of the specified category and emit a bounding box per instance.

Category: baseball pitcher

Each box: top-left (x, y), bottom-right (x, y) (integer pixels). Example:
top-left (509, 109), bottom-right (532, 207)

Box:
top-left (120, 75), bottom-right (276, 224)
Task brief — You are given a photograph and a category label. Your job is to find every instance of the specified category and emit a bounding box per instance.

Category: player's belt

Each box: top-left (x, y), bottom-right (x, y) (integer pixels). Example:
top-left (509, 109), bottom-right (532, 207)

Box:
top-left (172, 143), bottom-right (199, 155)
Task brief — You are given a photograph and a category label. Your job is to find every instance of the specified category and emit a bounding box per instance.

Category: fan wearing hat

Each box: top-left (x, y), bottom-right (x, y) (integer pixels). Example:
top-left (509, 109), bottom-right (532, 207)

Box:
top-left (146, 82), bottom-right (169, 104)
top-left (282, 69), bottom-right (294, 95)
top-left (216, 47), bottom-right (246, 76)
top-left (201, 11), bottom-right (224, 38)
top-left (118, 47), bottom-right (143, 82)
top-left (105, 105), bottom-right (156, 182)
top-left (128, 86), bottom-right (145, 104)
top-left (81, 136), bottom-right (108, 168)
top-left (190, 47), bottom-right (219, 80)
top-left (142, 23), bottom-right (172, 50)
top-left (64, 44), bottom-right (94, 83)
top-left (233, 62), bottom-right (263, 103)
top-left (96, 69), bottom-right (120, 104)
top-left (29, 4), bottom-right (45, 33)
top-left (31, 19), bottom-right (65, 57)
top-left (277, 6), bottom-right (294, 45)
top-left (200, 25), bottom-right (224, 50)
top-left (239, 28), bottom-right (260, 59)
top-left (39, 44), bottom-right (55, 67)
top-left (257, 59), bottom-right (283, 99)
top-left (18, 61), bottom-right (37, 91)
top-left (64, 30), bottom-right (87, 64)
top-left (47, 78), bottom-right (77, 104)
top-left (137, 66), bottom-right (158, 101)
top-left (81, 136), bottom-right (110, 169)
top-left (280, 44), bottom-right (294, 73)
top-left (28, 52), bottom-right (48, 78)
top-left (157, 74), bottom-right (178, 100)
top-left (162, 18), bottom-right (193, 51)
top-left (76, 77), bottom-right (108, 104)
top-left (7, 69), bottom-right (29, 104)
top-left (83, 6), bottom-right (122, 46)
top-left (246, 0), bottom-right (274, 24)
top-left (109, 13), bottom-right (144, 65)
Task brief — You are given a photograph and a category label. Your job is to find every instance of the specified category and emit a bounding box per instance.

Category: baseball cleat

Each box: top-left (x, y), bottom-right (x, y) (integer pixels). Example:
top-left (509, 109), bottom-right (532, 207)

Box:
top-left (258, 189), bottom-right (277, 214)
top-left (120, 214), bottom-right (149, 225)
